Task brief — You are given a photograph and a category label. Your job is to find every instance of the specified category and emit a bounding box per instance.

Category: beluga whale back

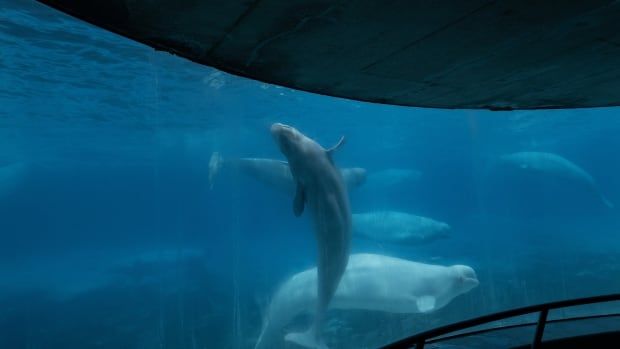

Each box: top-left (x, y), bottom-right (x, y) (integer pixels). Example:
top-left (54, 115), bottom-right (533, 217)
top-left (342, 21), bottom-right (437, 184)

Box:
top-left (270, 123), bottom-right (351, 349)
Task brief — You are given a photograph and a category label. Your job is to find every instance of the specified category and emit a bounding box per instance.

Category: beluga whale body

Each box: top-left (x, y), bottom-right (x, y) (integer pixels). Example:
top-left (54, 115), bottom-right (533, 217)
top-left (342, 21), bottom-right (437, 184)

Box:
top-left (207, 152), bottom-right (367, 193)
top-left (352, 211), bottom-right (451, 245)
top-left (498, 151), bottom-right (614, 208)
top-left (254, 253), bottom-right (479, 349)
top-left (270, 123), bottom-right (351, 349)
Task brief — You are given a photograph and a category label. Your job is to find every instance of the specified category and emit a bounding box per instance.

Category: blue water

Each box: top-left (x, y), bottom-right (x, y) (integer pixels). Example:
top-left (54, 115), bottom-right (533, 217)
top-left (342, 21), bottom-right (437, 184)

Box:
top-left (2, 1), bottom-right (620, 348)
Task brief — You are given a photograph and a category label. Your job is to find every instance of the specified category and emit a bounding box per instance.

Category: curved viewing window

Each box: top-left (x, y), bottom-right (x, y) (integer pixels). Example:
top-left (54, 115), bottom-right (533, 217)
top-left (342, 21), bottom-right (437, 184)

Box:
top-left (1, 1), bottom-right (619, 349)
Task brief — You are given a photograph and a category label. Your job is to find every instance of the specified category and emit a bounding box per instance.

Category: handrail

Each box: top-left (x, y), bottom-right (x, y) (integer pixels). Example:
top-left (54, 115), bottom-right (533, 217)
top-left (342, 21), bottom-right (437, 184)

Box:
top-left (380, 293), bottom-right (620, 349)
top-left (423, 313), bottom-right (620, 344)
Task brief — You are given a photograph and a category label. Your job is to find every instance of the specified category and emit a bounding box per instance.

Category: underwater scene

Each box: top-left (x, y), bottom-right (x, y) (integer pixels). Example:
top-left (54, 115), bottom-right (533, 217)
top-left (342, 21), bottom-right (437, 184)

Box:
top-left (1, 1), bottom-right (620, 348)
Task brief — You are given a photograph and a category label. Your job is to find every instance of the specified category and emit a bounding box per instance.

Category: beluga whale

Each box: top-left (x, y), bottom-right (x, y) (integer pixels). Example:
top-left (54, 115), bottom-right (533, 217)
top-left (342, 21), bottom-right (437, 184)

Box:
top-left (352, 211), bottom-right (451, 245)
top-left (207, 152), bottom-right (367, 194)
top-left (254, 253), bottom-right (479, 349)
top-left (498, 151), bottom-right (614, 208)
top-left (270, 123), bottom-right (352, 349)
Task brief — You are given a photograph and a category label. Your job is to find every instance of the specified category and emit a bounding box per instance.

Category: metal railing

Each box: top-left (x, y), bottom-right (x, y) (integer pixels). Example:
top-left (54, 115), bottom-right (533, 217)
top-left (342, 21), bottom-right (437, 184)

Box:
top-left (380, 293), bottom-right (620, 349)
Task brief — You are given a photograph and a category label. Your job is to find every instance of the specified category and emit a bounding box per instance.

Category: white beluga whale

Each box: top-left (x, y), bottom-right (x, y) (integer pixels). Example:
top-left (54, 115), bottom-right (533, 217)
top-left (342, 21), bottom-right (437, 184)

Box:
top-left (254, 253), bottom-right (479, 349)
top-left (270, 123), bottom-right (352, 349)
top-left (352, 211), bottom-right (451, 245)
top-left (208, 152), bottom-right (367, 193)
top-left (498, 151), bottom-right (614, 208)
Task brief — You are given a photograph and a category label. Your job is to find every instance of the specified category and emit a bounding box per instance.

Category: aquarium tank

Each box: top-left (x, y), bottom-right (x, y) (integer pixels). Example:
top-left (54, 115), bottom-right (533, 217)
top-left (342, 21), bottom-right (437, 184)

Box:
top-left (1, 1), bottom-right (619, 348)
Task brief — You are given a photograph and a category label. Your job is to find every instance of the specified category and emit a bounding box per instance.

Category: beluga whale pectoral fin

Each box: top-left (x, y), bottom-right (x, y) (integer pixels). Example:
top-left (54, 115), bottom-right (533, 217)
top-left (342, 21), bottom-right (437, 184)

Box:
top-left (416, 295), bottom-right (437, 313)
top-left (294, 182), bottom-right (306, 216)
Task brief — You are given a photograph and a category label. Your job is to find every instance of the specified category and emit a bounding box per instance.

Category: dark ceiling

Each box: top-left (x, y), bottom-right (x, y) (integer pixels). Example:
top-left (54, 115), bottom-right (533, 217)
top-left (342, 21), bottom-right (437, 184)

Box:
top-left (37, 0), bottom-right (620, 110)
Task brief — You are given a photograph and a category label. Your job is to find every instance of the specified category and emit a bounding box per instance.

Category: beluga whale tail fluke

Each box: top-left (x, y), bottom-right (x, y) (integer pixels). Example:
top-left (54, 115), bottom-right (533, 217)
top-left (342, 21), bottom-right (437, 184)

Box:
top-left (270, 122), bottom-right (352, 349)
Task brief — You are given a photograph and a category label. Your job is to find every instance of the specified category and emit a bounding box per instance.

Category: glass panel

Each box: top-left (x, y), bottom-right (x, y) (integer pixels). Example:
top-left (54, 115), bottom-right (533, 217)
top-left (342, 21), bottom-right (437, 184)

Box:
top-left (1, 1), bottom-right (619, 349)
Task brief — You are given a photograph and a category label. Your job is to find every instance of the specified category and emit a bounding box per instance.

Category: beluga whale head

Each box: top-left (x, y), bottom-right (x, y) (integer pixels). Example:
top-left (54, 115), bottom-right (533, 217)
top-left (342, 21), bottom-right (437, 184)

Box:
top-left (270, 122), bottom-right (346, 160)
top-left (270, 123), bottom-right (309, 159)
top-left (451, 264), bottom-right (480, 294)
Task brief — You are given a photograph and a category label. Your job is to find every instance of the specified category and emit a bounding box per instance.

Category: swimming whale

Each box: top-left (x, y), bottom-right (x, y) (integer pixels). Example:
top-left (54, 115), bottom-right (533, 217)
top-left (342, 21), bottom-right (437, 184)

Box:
top-left (352, 211), bottom-right (451, 245)
top-left (208, 152), bottom-right (367, 193)
top-left (499, 151), bottom-right (614, 208)
top-left (254, 253), bottom-right (479, 349)
top-left (270, 123), bottom-right (351, 349)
